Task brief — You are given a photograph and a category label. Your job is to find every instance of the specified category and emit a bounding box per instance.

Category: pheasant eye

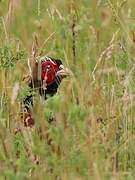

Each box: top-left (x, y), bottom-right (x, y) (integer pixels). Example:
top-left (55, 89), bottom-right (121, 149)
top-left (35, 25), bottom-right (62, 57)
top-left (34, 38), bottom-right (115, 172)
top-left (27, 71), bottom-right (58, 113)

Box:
top-left (45, 65), bottom-right (51, 71)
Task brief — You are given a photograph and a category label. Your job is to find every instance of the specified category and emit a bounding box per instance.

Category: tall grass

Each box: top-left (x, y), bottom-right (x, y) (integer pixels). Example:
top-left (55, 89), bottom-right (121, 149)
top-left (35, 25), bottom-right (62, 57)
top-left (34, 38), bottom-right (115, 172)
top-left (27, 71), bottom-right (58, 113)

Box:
top-left (0, 0), bottom-right (135, 179)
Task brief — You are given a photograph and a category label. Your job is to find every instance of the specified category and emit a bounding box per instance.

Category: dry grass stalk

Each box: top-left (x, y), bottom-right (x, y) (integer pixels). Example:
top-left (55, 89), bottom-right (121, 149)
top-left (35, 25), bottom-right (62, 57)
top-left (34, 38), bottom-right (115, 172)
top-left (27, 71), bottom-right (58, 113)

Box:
top-left (11, 81), bottom-right (20, 105)
top-left (92, 30), bottom-right (119, 80)
top-left (6, 0), bottom-right (14, 28)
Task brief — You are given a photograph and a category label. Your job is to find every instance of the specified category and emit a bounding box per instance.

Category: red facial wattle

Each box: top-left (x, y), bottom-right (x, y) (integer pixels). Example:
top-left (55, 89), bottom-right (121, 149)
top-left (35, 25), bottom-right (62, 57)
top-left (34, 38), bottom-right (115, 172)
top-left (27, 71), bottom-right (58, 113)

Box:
top-left (41, 60), bottom-right (59, 84)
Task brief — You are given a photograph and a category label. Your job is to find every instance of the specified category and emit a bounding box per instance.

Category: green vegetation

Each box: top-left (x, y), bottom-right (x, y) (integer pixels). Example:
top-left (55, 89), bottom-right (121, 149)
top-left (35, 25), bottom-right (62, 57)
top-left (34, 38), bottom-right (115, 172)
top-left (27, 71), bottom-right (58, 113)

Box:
top-left (0, 0), bottom-right (135, 179)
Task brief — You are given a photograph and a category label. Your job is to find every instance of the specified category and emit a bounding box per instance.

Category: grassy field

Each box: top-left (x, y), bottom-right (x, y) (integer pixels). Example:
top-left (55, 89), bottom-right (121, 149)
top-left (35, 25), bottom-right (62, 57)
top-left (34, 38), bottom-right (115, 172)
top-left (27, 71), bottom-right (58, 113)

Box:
top-left (0, 0), bottom-right (135, 179)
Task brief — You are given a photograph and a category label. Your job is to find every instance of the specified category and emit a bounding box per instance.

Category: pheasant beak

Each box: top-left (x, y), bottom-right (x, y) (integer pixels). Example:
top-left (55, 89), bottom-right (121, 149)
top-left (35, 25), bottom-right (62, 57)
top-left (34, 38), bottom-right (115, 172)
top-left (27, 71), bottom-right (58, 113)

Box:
top-left (56, 65), bottom-right (70, 78)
